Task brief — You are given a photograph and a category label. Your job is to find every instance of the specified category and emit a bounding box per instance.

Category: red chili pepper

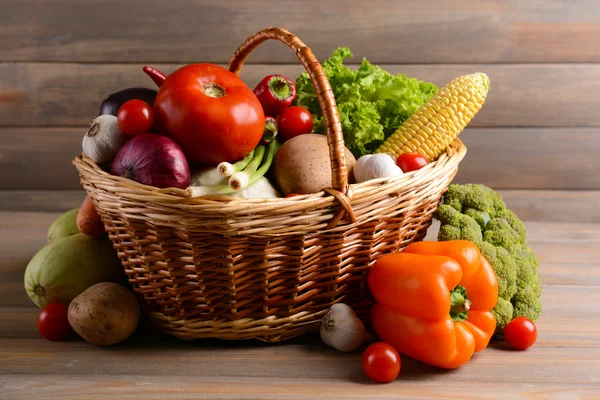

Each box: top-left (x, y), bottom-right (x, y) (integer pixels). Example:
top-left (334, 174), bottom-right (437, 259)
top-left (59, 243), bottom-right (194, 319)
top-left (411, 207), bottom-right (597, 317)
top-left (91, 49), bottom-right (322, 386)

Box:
top-left (143, 66), bottom-right (167, 87)
top-left (253, 75), bottom-right (296, 117)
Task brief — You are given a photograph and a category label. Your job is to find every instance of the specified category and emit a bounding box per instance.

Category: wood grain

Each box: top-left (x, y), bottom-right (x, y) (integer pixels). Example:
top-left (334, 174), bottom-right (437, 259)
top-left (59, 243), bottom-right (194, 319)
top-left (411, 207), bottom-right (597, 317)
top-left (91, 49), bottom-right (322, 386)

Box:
top-left (455, 128), bottom-right (600, 190)
top-left (1, 0), bottom-right (599, 64)
top-left (2, 190), bottom-right (599, 223)
top-left (2, 63), bottom-right (600, 128)
top-left (0, 307), bottom-right (37, 339)
top-left (1, 126), bottom-right (598, 190)
top-left (0, 190), bottom-right (86, 212)
top-left (0, 334), bottom-right (600, 376)
top-left (2, 374), bottom-right (599, 400)
top-left (0, 373), bottom-right (599, 400)
top-left (0, 127), bottom-right (83, 190)
top-left (497, 191), bottom-right (600, 223)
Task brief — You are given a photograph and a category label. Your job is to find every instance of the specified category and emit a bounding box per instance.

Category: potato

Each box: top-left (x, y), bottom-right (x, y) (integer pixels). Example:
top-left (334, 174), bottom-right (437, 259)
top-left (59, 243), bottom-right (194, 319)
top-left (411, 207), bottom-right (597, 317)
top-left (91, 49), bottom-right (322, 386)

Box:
top-left (68, 282), bottom-right (140, 346)
top-left (274, 134), bottom-right (356, 195)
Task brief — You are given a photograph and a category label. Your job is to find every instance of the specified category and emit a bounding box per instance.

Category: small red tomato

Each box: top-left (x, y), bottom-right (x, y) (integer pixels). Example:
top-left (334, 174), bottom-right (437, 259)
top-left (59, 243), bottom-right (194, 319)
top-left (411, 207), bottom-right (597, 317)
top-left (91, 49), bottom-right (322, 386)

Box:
top-left (504, 317), bottom-right (537, 350)
top-left (277, 106), bottom-right (313, 142)
top-left (362, 342), bottom-right (401, 383)
top-left (117, 99), bottom-right (155, 136)
top-left (396, 152), bottom-right (429, 173)
top-left (253, 75), bottom-right (296, 117)
top-left (37, 303), bottom-right (72, 341)
top-left (285, 193), bottom-right (301, 198)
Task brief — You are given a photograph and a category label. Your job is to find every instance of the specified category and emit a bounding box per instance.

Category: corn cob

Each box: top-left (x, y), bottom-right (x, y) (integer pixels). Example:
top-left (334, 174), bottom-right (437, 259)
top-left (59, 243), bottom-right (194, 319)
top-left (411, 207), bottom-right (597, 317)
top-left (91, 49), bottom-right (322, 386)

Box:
top-left (376, 73), bottom-right (490, 161)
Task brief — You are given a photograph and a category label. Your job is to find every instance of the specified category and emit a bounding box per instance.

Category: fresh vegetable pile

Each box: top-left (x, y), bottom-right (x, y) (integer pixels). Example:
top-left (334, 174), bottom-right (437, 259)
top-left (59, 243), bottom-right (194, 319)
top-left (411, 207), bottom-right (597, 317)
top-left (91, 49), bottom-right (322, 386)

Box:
top-left (26, 207), bottom-right (138, 344)
top-left (25, 38), bottom-right (543, 384)
top-left (77, 46), bottom-right (490, 197)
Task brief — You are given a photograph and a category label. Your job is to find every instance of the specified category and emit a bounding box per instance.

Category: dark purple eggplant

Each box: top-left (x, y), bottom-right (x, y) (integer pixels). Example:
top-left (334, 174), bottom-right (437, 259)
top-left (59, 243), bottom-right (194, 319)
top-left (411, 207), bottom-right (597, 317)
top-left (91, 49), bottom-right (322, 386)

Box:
top-left (99, 87), bottom-right (157, 116)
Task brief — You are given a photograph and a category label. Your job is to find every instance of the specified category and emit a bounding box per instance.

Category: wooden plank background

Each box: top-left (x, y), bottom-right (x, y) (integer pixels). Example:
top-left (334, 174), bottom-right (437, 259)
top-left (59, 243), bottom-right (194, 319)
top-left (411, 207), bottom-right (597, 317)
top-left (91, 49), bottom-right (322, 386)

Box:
top-left (1, 0), bottom-right (598, 217)
top-left (2, 0), bottom-right (599, 64)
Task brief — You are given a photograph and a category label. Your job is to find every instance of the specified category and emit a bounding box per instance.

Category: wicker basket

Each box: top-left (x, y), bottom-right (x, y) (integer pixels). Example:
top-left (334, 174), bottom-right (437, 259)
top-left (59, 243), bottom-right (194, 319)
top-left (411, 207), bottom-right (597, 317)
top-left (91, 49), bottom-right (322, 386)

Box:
top-left (73, 27), bottom-right (466, 342)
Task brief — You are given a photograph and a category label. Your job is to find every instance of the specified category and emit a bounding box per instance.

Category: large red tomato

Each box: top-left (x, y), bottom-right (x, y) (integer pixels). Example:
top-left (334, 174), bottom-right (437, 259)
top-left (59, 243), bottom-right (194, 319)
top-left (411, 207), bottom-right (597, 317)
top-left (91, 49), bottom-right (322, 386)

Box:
top-left (153, 64), bottom-right (265, 164)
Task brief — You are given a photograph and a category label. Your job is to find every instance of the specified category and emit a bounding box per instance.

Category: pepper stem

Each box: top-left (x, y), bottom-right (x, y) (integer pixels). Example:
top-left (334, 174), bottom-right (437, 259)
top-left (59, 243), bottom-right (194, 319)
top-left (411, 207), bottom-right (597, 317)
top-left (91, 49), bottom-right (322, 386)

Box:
top-left (268, 76), bottom-right (293, 101)
top-left (450, 285), bottom-right (471, 322)
top-left (262, 117), bottom-right (278, 143)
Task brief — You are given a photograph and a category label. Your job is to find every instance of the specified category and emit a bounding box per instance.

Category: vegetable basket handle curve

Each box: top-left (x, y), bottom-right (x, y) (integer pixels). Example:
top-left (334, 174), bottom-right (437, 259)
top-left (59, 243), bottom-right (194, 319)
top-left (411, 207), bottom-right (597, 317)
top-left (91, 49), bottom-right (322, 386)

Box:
top-left (228, 28), bottom-right (352, 209)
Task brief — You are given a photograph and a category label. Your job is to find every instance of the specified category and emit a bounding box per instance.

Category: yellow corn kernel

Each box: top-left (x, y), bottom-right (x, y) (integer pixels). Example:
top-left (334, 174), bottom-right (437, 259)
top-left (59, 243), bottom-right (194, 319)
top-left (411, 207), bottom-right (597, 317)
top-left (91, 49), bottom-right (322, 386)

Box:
top-left (376, 73), bottom-right (490, 161)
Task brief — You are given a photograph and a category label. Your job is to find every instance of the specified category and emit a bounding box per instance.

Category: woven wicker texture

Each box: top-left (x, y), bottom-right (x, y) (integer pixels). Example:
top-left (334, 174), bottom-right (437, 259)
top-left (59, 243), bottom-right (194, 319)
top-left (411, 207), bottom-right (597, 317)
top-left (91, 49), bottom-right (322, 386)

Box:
top-left (73, 27), bottom-right (467, 342)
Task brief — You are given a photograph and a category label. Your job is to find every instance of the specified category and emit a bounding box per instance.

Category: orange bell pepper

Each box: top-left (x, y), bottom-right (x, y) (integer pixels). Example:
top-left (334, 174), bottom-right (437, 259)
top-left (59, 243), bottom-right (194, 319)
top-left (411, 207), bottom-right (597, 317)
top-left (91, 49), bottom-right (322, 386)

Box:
top-left (368, 240), bottom-right (498, 369)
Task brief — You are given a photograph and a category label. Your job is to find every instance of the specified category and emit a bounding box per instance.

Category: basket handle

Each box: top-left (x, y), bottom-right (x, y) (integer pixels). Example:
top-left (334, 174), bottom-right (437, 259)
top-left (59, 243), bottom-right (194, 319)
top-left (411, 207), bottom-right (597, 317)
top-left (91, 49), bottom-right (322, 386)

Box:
top-left (228, 27), bottom-right (349, 195)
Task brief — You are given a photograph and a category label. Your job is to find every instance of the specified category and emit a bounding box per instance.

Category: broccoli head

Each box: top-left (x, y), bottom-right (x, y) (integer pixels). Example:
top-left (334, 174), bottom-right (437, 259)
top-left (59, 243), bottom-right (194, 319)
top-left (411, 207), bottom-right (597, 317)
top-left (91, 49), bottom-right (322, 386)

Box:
top-left (443, 183), bottom-right (506, 217)
top-left (435, 204), bottom-right (483, 244)
top-left (491, 297), bottom-right (514, 328)
top-left (435, 184), bottom-right (542, 331)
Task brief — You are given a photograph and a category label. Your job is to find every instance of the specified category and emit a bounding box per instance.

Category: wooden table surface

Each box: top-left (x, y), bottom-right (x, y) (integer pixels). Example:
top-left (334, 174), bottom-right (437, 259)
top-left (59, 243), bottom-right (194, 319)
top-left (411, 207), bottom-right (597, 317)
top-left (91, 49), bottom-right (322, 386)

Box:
top-left (1, 194), bottom-right (599, 399)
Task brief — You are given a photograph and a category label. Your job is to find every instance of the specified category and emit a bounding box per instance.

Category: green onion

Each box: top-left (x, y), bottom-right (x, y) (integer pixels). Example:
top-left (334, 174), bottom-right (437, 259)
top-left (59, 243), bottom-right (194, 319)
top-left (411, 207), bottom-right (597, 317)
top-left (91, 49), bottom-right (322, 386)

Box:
top-left (190, 141), bottom-right (280, 197)
top-left (217, 149), bottom-right (255, 177)
top-left (229, 145), bottom-right (265, 191)
top-left (229, 140), bottom-right (280, 191)
top-left (248, 139), bottom-right (280, 187)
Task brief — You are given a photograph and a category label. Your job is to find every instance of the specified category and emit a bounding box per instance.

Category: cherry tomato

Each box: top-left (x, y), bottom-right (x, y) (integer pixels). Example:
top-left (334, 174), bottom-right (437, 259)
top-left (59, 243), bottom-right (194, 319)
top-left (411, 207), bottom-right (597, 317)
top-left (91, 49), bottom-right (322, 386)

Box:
top-left (117, 99), bottom-right (155, 136)
top-left (153, 64), bottom-right (265, 164)
top-left (37, 303), bottom-right (72, 341)
top-left (277, 106), bottom-right (313, 141)
top-left (503, 317), bottom-right (537, 350)
top-left (362, 342), bottom-right (401, 383)
top-left (396, 152), bottom-right (429, 173)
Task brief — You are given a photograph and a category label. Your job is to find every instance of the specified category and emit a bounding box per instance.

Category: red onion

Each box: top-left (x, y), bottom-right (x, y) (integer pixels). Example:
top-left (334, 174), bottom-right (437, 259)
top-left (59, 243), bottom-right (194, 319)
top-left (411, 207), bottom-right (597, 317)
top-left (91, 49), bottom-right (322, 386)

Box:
top-left (111, 133), bottom-right (190, 189)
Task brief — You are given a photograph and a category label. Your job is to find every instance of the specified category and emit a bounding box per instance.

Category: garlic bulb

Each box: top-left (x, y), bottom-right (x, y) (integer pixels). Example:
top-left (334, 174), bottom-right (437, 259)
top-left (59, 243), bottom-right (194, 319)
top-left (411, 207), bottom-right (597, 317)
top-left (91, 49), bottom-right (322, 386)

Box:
top-left (353, 153), bottom-right (403, 183)
top-left (320, 303), bottom-right (366, 352)
top-left (82, 115), bottom-right (128, 165)
top-left (353, 154), bottom-right (373, 183)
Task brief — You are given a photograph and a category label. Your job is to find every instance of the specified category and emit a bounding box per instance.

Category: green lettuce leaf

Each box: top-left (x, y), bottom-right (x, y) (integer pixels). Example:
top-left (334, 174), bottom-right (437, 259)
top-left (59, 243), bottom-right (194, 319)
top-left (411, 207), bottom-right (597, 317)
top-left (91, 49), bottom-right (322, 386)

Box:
top-left (295, 47), bottom-right (438, 157)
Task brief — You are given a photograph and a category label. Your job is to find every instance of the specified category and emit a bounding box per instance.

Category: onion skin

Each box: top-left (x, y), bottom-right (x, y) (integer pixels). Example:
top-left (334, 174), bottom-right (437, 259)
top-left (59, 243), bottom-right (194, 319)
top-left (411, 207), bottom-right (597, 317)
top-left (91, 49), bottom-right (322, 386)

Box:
top-left (111, 133), bottom-right (190, 189)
